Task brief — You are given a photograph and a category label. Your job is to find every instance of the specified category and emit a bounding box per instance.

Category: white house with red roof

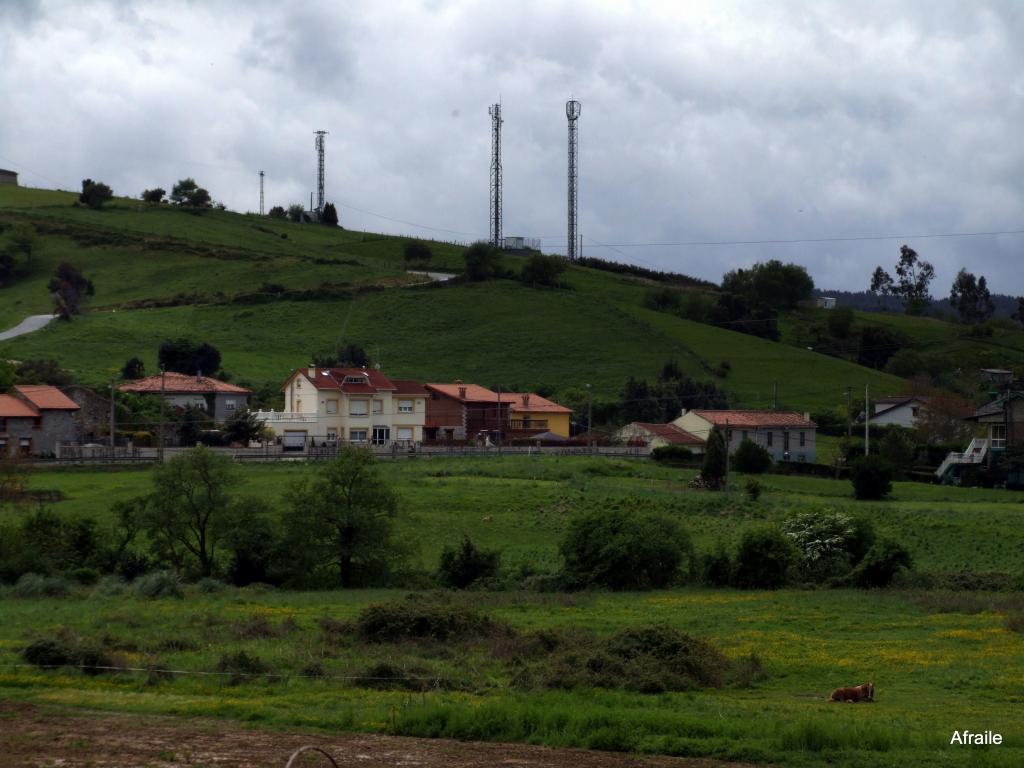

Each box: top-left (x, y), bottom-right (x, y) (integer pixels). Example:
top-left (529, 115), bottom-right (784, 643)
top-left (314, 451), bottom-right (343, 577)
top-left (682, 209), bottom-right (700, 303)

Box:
top-left (672, 409), bottom-right (817, 462)
top-left (119, 372), bottom-right (251, 422)
top-left (616, 422), bottom-right (705, 453)
top-left (0, 385), bottom-right (80, 456)
top-left (259, 366), bottom-right (428, 449)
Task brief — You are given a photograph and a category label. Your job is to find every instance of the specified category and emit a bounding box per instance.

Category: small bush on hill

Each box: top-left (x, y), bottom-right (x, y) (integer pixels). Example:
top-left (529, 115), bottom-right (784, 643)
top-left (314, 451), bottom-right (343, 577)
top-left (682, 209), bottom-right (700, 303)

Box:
top-left (13, 573), bottom-right (72, 598)
top-left (463, 241), bottom-right (503, 281)
top-left (744, 478), bottom-right (762, 501)
top-left (850, 455), bottom-right (894, 500)
top-left (79, 178), bottom-right (113, 209)
top-left (356, 597), bottom-right (506, 643)
top-left (403, 239), bottom-right (432, 263)
top-left (216, 650), bottom-right (270, 682)
top-left (519, 253), bottom-right (566, 287)
top-left (702, 544), bottom-right (733, 587)
top-left (438, 535), bottom-right (501, 589)
top-left (733, 439), bottom-right (772, 474)
top-left (23, 637), bottom-right (76, 668)
top-left (733, 527), bottom-right (796, 589)
top-left (141, 188), bottom-right (165, 204)
top-left (560, 507), bottom-right (693, 590)
top-left (782, 509), bottom-right (874, 583)
top-left (133, 570), bottom-right (183, 599)
top-left (849, 539), bottom-right (913, 588)
top-left (650, 445), bottom-right (694, 464)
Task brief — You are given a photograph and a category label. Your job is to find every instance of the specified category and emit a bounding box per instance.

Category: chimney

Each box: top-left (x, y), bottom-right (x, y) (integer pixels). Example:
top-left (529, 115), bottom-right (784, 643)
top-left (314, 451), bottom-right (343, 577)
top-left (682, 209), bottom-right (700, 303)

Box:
top-left (523, 393), bottom-right (530, 407)
top-left (196, 369), bottom-right (202, 383)
top-left (680, 408), bottom-right (687, 418)
top-left (803, 411), bottom-right (811, 422)
top-left (459, 386), bottom-right (467, 400)
top-left (308, 365), bottom-right (316, 379)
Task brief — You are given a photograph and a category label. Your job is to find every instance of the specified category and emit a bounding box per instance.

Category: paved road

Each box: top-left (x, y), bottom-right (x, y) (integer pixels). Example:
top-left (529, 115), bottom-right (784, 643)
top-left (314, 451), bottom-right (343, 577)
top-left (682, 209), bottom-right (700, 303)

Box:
top-left (0, 313), bottom-right (55, 341)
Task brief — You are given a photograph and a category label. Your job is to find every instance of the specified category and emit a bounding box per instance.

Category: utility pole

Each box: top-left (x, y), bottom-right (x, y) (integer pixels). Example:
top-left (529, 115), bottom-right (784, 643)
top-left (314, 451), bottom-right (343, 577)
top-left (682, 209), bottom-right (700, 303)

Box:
top-left (724, 419), bottom-right (730, 492)
top-left (772, 381), bottom-right (778, 409)
top-left (586, 383), bottom-right (593, 451)
top-left (845, 386), bottom-right (852, 438)
top-left (158, 367), bottom-right (166, 462)
top-left (497, 385), bottom-right (502, 453)
top-left (109, 377), bottom-right (116, 455)
top-left (864, 383), bottom-right (870, 456)
top-left (258, 170), bottom-right (265, 216)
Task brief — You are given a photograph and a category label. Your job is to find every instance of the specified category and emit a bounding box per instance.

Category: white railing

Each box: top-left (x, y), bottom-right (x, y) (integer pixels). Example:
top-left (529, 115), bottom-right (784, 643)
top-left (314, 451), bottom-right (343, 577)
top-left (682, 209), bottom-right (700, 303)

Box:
top-left (935, 438), bottom-right (988, 479)
top-left (255, 410), bottom-right (319, 423)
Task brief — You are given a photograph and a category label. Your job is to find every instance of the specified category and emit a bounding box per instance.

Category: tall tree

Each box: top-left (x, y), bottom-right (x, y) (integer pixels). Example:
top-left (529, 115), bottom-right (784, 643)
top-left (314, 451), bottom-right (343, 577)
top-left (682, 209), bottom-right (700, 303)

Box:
top-left (1012, 297), bottom-right (1024, 329)
top-left (142, 446), bottom-right (239, 577)
top-left (283, 447), bottom-right (399, 587)
top-left (949, 269), bottom-right (994, 324)
top-left (321, 202), bottom-right (339, 226)
top-left (79, 179), bottom-right (113, 209)
top-left (869, 245), bottom-right (935, 315)
top-left (701, 427), bottom-right (728, 490)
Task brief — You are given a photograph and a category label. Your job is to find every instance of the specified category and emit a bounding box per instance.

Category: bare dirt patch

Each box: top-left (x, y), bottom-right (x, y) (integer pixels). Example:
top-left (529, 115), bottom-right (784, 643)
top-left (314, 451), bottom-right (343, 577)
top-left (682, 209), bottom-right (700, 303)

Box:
top-left (0, 701), bottom-right (757, 768)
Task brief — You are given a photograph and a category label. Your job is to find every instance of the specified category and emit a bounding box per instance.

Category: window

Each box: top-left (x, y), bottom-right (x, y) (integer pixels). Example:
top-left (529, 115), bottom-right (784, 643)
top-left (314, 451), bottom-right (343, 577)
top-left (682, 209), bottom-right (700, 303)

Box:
top-left (296, 379), bottom-right (302, 389)
top-left (766, 431), bottom-right (773, 447)
top-left (224, 399), bottom-right (236, 412)
top-left (349, 429), bottom-right (368, 442)
top-left (343, 375), bottom-right (368, 385)
top-left (19, 437), bottom-right (31, 456)
top-left (397, 427), bottom-right (413, 441)
top-left (325, 399), bottom-right (338, 414)
top-left (372, 399), bottom-right (383, 415)
top-left (0, 438), bottom-right (7, 455)
top-left (799, 431), bottom-right (806, 447)
top-left (349, 399), bottom-right (369, 417)
top-left (296, 399), bottom-right (302, 411)
top-left (992, 424), bottom-right (1007, 449)
top-left (398, 399), bottom-right (414, 414)
top-left (741, 430), bottom-right (748, 441)
top-left (326, 430), bottom-right (337, 443)
top-left (372, 426), bottom-right (390, 445)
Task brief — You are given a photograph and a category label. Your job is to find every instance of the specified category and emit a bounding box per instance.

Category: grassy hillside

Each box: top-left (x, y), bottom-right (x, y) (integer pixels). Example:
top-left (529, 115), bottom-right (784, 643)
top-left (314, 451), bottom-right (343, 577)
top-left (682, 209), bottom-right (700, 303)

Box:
top-left (4, 457), bottom-right (1024, 765)
top-left (0, 183), bottom-right (953, 413)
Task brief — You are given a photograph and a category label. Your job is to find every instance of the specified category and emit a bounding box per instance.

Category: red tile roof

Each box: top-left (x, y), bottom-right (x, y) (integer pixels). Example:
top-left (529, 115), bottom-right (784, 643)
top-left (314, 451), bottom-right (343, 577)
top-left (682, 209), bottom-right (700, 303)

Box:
top-left (505, 393), bottom-right (573, 414)
top-left (119, 372), bottom-right (251, 395)
top-left (631, 422), bottom-right (704, 445)
top-left (391, 380), bottom-right (429, 396)
top-left (0, 394), bottom-right (39, 418)
top-left (286, 367), bottom-right (397, 393)
top-left (13, 385), bottom-right (80, 411)
top-left (426, 383), bottom-right (504, 403)
top-left (689, 410), bottom-right (816, 428)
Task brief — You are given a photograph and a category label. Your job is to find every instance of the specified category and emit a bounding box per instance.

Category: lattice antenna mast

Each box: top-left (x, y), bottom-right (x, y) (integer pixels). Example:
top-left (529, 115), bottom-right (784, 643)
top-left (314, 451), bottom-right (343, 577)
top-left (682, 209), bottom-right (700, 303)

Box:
top-left (258, 170), bottom-right (265, 216)
top-left (488, 103), bottom-right (503, 247)
top-left (314, 130), bottom-right (328, 218)
top-left (566, 100), bottom-right (581, 261)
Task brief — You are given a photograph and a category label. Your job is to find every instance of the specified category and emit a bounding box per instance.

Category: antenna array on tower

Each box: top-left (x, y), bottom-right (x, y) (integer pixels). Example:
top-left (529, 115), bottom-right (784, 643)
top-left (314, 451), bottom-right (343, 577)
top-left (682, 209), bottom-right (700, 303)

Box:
top-left (488, 103), bottom-right (503, 247)
top-left (314, 130), bottom-right (328, 219)
top-left (566, 100), bottom-right (581, 261)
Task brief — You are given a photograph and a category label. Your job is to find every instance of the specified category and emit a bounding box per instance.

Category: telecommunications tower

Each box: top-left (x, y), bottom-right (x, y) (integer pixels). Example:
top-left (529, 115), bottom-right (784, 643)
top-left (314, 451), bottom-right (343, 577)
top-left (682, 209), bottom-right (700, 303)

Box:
top-left (566, 99), bottom-right (581, 261)
top-left (258, 170), bottom-right (265, 216)
top-left (488, 103), bottom-right (503, 247)
top-left (314, 130), bottom-right (328, 219)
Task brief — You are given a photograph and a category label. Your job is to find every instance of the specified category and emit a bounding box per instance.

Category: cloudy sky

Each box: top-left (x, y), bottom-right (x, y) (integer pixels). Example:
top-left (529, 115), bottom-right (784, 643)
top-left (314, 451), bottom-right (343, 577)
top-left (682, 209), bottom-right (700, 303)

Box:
top-left (2, 0), bottom-right (1023, 293)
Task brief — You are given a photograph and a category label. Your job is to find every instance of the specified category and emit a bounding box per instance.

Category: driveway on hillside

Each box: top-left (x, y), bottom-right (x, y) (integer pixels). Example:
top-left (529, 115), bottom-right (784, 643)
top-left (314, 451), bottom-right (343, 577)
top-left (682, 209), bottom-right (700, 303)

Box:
top-left (0, 313), bottom-right (55, 341)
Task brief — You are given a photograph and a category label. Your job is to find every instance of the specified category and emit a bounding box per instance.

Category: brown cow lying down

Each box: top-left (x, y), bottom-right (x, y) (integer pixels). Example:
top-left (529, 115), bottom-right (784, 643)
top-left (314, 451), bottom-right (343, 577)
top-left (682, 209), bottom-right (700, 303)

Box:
top-left (829, 682), bottom-right (875, 702)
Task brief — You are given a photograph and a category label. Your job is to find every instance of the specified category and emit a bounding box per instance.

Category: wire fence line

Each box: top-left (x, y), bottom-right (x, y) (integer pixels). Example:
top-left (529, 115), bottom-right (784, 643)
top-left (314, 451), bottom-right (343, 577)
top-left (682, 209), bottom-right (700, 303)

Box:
top-left (0, 661), bottom-right (448, 685)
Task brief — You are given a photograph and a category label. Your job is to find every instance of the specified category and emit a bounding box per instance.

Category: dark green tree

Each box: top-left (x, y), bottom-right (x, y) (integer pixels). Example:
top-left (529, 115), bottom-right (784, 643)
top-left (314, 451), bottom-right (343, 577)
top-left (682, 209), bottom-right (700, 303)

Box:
top-left (321, 202), bottom-right (339, 226)
top-left (732, 527), bottom-right (796, 589)
top-left (721, 259), bottom-right (814, 310)
top-left (438, 535), bottom-right (501, 589)
top-left (48, 263), bottom-right (94, 319)
top-left (701, 427), bottom-right (728, 489)
top-left (287, 203), bottom-right (304, 222)
top-left (733, 439), bottom-right (772, 474)
top-left (827, 305), bottom-right (855, 338)
top-left (223, 408), bottom-right (266, 445)
top-left (79, 178), bottom-right (113, 209)
top-left (170, 178), bottom-right (211, 207)
top-left (268, 205), bottom-right (286, 219)
top-left (850, 455), bottom-right (894, 500)
top-left (121, 357), bottom-right (145, 380)
top-left (142, 446), bottom-right (239, 577)
top-left (949, 269), bottom-right (994, 324)
top-left (336, 342), bottom-right (369, 368)
top-left (158, 338), bottom-right (221, 376)
top-left (283, 447), bottom-right (399, 587)
top-left (560, 507), bottom-right (693, 590)
top-left (519, 253), bottom-right (566, 287)
top-left (463, 241), bottom-right (502, 281)
top-left (141, 187), bottom-right (166, 203)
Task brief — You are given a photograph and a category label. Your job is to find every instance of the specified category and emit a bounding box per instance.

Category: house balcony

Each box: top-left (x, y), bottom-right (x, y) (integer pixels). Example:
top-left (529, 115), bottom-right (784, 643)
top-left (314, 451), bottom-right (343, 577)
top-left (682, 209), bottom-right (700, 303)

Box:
top-left (255, 410), bottom-right (319, 424)
top-left (508, 418), bottom-right (549, 432)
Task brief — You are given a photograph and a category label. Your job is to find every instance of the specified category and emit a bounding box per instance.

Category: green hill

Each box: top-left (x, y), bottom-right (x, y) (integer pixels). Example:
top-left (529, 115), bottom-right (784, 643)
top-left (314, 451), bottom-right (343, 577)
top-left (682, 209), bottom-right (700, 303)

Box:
top-left (0, 183), bottom-right (977, 414)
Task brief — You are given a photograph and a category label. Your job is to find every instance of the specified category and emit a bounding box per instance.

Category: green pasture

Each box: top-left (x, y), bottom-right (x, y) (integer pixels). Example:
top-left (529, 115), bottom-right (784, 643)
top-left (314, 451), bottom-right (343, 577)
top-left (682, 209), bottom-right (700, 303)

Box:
top-left (0, 586), bottom-right (1020, 766)
top-left (10, 455), bottom-right (1024, 575)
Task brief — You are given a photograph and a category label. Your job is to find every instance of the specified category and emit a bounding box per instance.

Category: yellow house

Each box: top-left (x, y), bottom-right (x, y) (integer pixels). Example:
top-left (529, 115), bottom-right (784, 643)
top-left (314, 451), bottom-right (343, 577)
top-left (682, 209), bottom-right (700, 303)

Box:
top-left (505, 393), bottom-right (573, 438)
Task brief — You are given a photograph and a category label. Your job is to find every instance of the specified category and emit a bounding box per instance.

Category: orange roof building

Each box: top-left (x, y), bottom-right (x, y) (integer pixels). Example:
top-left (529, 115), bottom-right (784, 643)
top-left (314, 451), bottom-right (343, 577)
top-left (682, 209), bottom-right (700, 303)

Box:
top-left (119, 372), bottom-right (250, 422)
top-left (673, 408), bottom-right (817, 463)
top-left (1, 385), bottom-right (81, 457)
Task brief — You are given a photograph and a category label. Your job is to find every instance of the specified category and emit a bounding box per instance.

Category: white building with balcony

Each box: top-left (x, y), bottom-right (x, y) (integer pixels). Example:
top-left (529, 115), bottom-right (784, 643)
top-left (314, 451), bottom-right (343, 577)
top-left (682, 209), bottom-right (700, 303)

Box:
top-left (257, 367), bottom-right (427, 450)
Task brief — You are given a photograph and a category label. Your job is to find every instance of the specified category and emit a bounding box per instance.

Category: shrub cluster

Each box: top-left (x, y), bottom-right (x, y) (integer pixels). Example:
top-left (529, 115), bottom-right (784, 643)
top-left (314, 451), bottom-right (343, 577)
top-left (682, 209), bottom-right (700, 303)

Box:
top-left (355, 597), bottom-right (509, 643)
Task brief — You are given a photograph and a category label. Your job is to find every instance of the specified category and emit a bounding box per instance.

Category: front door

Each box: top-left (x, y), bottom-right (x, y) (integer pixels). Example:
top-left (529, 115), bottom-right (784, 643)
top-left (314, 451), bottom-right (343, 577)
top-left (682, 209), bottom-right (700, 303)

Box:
top-left (372, 426), bottom-right (390, 445)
